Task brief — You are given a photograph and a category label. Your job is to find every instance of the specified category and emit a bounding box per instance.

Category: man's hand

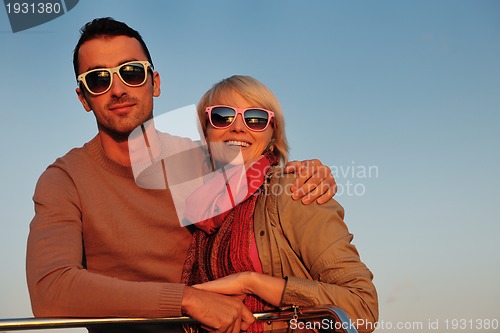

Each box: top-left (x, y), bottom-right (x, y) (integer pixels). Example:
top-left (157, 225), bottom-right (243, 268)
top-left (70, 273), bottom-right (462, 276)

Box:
top-left (181, 286), bottom-right (254, 333)
top-left (285, 159), bottom-right (337, 205)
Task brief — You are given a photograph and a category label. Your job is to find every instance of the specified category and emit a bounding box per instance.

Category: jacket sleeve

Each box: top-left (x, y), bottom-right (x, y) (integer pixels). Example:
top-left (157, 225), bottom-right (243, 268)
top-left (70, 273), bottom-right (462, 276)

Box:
top-left (26, 166), bottom-right (184, 318)
top-left (275, 174), bottom-right (378, 332)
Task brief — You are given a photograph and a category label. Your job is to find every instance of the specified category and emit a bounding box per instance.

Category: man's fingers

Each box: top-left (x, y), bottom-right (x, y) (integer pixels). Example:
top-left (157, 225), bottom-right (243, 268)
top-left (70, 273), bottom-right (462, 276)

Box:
top-left (239, 306), bottom-right (255, 331)
top-left (310, 176), bottom-right (337, 204)
top-left (292, 170), bottom-right (325, 200)
top-left (299, 183), bottom-right (322, 204)
top-left (290, 167), bottom-right (314, 197)
top-left (300, 180), bottom-right (338, 204)
top-left (213, 309), bottom-right (238, 333)
top-left (286, 159), bottom-right (337, 203)
top-left (224, 304), bottom-right (253, 333)
top-left (316, 182), bottom-right (338, 204)
top-left (291, 159), bottom-right (323, 183)
top-left (234, 315), bottom-right (244, 333)
top-left (226, 315), bottom-right (239, 333)
top-left (284, 160), bottom-right (302, 174)
top-left (293, 163), bottom-right (336, 202)
top-left (292, 182), bottom-right (316, 201)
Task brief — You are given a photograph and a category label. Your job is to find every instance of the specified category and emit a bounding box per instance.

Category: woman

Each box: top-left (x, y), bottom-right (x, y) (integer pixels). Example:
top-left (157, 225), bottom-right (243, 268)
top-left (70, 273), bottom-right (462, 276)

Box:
top-left (181, 75), bottom-right (378, 333)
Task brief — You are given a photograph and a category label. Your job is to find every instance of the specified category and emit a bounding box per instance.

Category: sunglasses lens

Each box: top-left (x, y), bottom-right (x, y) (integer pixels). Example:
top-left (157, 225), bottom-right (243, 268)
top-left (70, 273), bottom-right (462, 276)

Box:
top-left (244, 109), bottom-right (270, 130)
top-left (210, 107), bottom-right (237, 128)
top-left (85, 70), bottom-right (111, 94)
top-left (119, 63), bottom-right (147, 86)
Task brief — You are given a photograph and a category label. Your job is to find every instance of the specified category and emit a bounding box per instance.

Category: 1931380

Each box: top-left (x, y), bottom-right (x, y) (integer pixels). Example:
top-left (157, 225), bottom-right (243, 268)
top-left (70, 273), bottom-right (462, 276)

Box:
top-left (5, 2), bottom-right (61, 14)
top-left (444, 318), bottom-right (499, 330)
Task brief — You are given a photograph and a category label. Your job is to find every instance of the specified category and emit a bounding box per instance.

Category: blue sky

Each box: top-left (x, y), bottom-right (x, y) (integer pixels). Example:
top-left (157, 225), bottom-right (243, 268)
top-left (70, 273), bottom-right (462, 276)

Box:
top-left (1, 1), bottom-right (499, 332)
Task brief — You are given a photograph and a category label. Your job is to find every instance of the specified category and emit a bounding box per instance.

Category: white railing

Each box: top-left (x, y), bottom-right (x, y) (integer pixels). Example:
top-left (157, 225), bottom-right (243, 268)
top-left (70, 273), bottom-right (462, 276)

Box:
top-left (0, 305), bottom-right (358, 332)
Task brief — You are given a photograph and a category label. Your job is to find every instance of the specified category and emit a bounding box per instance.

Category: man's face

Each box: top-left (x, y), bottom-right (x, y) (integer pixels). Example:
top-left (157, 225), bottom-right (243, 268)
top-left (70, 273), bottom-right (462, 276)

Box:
top-left (76, 36), bottom-right (160, 138)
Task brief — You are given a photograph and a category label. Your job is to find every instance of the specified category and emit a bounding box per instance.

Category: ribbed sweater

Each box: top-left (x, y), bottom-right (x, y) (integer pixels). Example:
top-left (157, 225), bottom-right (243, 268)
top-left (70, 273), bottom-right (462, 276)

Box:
top-left (26, 134), bottom-right (201, 319)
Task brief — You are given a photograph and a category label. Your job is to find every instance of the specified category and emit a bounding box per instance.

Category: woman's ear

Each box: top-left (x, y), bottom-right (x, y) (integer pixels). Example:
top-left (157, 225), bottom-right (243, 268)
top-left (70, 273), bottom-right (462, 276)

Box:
top-left (264, 138), bottom-right (275, 152)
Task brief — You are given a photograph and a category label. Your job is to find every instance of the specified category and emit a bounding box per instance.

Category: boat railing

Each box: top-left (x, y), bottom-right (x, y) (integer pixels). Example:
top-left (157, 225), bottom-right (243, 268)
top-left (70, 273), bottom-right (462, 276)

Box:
top-left (0, 305), bottom-right (358, 332)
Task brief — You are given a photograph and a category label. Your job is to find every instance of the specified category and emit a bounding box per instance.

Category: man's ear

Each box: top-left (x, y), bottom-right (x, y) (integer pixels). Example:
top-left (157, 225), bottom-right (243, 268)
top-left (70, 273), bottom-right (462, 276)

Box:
top-left (76, 87), bottom-right (92, 112)
top-left (153, 72), bottom-right (161, 97)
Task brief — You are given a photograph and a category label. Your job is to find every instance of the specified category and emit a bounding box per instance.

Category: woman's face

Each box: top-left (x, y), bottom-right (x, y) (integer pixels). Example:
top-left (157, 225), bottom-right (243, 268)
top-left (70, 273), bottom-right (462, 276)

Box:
top-left (206, 90), bottom-right (274, 166)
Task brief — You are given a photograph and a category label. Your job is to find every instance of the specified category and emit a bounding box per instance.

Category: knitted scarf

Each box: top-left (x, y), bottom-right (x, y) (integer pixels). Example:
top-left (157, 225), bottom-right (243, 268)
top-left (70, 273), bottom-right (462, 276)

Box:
top-left (181, 151), bottom-right (278, 333)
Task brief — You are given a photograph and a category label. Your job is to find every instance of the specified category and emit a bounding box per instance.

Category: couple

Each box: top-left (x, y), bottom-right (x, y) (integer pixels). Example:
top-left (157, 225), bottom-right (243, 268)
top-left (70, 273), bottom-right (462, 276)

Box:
top-left (26, 17), bottom-right (377, 333)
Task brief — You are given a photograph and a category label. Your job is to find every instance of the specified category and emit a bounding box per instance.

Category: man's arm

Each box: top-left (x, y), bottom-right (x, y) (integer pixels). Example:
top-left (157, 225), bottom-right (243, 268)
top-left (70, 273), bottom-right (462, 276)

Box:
top-left (26, 166), bottom-right (184, 317)
top-left (285, 159), bottom-right (337, 204)
top-left (27, 166), bottom-right (252, 333)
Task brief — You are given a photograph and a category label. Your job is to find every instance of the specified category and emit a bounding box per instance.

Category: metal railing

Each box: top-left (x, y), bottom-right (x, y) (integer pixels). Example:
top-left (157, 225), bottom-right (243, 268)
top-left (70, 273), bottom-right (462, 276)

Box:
top-left (0, 305), bottom-right (358, 332)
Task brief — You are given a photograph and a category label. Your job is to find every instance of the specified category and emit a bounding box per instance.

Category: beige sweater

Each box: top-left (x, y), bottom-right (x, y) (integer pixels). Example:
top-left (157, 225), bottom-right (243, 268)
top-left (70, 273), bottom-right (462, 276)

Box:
top-left (27, 135), bottom-right (198, 319)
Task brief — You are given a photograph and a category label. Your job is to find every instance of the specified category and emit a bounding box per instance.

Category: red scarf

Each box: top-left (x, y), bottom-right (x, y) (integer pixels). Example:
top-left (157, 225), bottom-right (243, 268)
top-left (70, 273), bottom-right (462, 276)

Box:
top-left (181, 152), bottom-right (278, 333)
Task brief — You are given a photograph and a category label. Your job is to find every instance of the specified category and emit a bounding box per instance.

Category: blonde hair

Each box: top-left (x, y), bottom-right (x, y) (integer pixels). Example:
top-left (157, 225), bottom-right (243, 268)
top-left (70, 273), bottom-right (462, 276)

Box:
top-left (197, 75), bottom-right (289, 164)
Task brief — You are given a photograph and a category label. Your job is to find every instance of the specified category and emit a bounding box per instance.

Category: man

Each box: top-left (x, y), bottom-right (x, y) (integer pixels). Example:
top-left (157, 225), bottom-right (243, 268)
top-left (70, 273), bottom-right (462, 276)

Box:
top-left (26, 18), bottom-right (337, 333)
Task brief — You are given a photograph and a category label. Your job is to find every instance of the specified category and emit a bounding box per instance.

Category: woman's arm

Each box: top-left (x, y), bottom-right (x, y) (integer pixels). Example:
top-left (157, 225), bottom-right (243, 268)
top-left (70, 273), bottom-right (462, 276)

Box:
top-left (273, 173), bottom-right (378, 331)
top-left (193, 272), bottom-right (285, 307)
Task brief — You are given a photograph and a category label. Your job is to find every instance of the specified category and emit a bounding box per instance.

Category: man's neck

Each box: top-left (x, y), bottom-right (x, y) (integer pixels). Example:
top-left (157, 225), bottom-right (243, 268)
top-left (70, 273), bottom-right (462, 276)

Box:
top-left (98, 131), bottom-right (132, 166)
top-left (98, 122), bottom-right (161, 167)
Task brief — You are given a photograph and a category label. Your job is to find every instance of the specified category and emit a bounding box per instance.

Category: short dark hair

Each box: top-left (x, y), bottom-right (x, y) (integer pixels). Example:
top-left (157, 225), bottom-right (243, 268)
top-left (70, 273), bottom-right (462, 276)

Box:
top-left (73, 17), bottom-right (154, 79)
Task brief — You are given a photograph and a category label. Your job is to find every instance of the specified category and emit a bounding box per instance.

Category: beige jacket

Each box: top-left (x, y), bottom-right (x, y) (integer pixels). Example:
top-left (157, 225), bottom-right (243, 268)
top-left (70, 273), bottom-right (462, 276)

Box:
top-left (253, 168), bottom-right (378, 332)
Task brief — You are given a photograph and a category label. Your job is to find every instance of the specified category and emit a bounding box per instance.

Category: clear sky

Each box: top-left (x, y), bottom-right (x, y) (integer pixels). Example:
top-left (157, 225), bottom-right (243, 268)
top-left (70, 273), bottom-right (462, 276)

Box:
top-left (1, 1), bottom-right (499, 332)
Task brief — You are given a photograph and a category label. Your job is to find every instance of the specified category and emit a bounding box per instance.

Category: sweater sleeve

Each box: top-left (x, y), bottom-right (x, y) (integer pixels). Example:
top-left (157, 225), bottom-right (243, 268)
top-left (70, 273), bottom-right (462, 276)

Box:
top-left (275, 175), bottom-right (378, 332)
top-left (26, 166), bottom-right (184, 318)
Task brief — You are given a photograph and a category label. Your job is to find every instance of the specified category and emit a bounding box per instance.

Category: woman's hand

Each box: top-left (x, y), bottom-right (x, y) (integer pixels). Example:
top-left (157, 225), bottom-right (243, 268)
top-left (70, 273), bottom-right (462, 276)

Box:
top-left (193, 272), bottom-right (285, 307)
